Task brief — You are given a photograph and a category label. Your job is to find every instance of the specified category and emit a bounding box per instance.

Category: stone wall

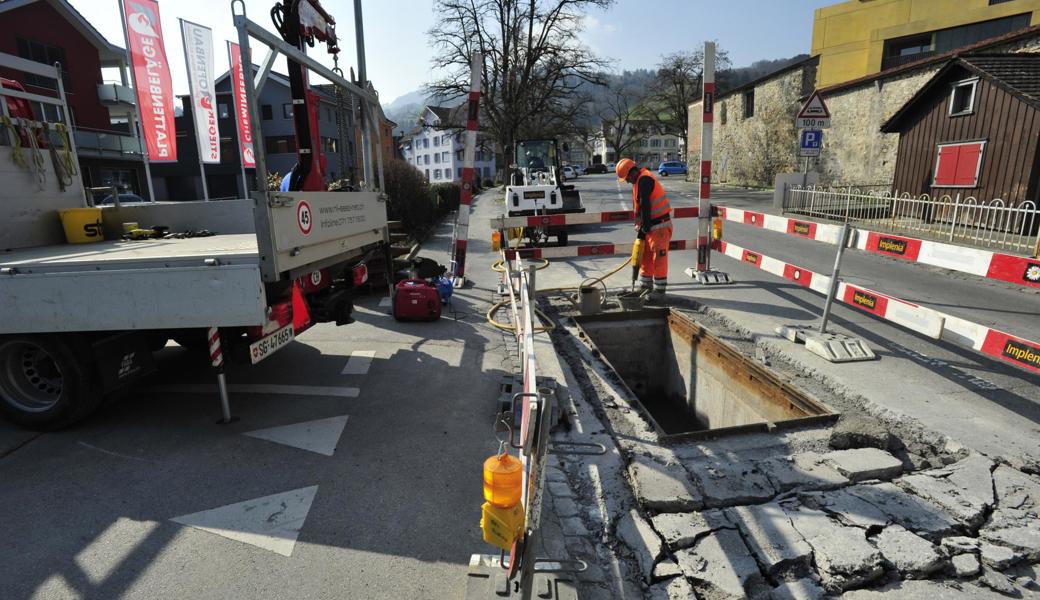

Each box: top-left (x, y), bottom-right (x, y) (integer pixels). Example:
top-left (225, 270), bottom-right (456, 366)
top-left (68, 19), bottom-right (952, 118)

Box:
top-left (707, 65), bottom-right (815, 188)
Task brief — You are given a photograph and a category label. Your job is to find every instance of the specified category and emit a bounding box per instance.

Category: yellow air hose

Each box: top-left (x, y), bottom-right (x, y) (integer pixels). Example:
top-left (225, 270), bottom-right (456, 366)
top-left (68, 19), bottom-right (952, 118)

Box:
top-left (486, 231), bottom-right (637, 333)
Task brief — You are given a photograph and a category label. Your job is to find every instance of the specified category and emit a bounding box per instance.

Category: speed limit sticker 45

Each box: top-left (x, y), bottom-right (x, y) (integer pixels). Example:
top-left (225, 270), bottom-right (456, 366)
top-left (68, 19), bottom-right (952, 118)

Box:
top-left (297, 200), bottom-right (313, 235)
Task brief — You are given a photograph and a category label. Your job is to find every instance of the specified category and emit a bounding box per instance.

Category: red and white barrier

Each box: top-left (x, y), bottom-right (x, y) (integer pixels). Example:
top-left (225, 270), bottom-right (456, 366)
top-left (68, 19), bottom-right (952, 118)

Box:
top-left (492, 206), bottom-right (701, 229)
top-left (696, 42), bottom-right (716, 273)
top-left (504, 237), bottom-right (703, 261)
top-left (717, 207), bottom-right (1040, 289)
top-left (718, 241), bottom-right (1039, 373)
top-left (451, 51), bottom-right (483, 282)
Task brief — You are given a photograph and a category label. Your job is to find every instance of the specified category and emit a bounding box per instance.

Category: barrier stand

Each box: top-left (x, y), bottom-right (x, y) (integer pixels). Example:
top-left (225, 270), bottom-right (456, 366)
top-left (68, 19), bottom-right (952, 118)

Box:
top-left (773, 224), bottom-right (876, 362)
top-left (685, 41), bottom-right (730, 286)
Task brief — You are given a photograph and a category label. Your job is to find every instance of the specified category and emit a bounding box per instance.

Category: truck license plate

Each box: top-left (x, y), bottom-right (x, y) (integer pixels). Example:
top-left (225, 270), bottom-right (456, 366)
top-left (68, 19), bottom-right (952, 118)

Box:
top-left (249, 324), bottom-right (294, 364)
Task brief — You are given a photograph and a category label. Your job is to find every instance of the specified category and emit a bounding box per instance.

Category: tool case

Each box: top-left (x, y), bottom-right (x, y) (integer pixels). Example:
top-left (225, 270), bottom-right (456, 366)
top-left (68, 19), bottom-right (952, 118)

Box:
top-left (392, 279), bottom-right (442, 321)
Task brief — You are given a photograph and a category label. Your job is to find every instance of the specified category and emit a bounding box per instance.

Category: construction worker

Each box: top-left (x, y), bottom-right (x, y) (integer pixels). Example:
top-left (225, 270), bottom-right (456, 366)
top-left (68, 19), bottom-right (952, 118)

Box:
top-left (616, 158), bottom-right (672, 302)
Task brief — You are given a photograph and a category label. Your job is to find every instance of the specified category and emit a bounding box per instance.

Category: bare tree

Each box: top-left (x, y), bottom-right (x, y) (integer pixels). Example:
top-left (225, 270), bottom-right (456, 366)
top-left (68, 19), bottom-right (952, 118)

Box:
top-left (427, 0), bottom-right (611, 175)
top-left (650, 46), bottom-right (730, 153)
top-left (598, 80), bottom-right (645, 161)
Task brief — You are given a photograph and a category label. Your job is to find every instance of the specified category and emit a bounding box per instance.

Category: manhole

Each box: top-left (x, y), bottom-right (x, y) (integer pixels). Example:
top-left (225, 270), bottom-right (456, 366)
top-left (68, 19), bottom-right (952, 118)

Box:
top-left (574, 308), bottom-right (838, 441)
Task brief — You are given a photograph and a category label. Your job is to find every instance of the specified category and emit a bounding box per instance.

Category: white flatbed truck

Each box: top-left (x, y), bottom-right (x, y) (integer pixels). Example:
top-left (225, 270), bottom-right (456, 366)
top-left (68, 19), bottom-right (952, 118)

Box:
top-left (0, 3), bottom-right (391, 429)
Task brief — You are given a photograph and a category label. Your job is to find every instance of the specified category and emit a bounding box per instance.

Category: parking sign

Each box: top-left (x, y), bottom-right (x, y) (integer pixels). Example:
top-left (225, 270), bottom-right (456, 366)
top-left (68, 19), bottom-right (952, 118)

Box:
top-left (799, 130), bottom-right (822, 157)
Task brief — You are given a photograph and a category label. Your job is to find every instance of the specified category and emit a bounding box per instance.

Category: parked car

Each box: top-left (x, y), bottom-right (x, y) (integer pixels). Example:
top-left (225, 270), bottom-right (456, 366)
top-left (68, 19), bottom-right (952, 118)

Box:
top-left (657, 161), bottom-right (688, 176)
top-left (561, 166), bottom-right (576, 179)
top-left (606, 162), bottom-right (617, 173)
top-left (572, 164), bottom-right (586, 176)
top-left (585, 163), bottom-right (608, 174)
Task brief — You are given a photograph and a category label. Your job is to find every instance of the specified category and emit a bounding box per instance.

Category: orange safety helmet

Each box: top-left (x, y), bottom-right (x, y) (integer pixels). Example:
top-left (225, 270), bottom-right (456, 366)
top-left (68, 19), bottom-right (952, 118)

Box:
top-left (615, 158), bottom-right (637, 182)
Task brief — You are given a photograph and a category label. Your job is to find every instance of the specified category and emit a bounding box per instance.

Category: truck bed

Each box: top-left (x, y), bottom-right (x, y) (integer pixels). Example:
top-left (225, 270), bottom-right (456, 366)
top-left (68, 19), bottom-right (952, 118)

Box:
top-left (0, 234), bottom-right (267, 334)
top-left (1, 234), bottom-right (260, 272)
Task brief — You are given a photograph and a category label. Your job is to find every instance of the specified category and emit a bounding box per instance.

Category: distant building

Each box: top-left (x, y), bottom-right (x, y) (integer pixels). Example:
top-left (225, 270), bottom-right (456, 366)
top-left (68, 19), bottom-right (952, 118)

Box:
top-left (0, 0), bottom-right (147, 198)
top-left (400, 104), bottom-right (497, 183)
top-left (590, 120), bottom-right (683, 166)
top-left (812, 0), bottom-right (1040, 88)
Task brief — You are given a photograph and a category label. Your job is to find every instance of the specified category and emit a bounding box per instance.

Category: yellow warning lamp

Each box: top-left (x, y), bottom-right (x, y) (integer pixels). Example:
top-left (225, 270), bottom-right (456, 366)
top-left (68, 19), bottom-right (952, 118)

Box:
top-left (492, 230), bottom-right (503, 252)
top-left (712, 217), bottom-right (723, 241)
top-left (480, 449), bottom-right (525, 551)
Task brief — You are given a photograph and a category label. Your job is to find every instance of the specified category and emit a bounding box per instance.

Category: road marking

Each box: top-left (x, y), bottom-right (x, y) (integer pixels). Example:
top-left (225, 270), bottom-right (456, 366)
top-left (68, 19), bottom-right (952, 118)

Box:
top-left (171, 485), bottom-right (319, 557)
top-left (151, 384), bottom-right (360, 398)
top-left (243, 415), bottom-right (349, 456)
top-left (341, 350), bottom-right (376, 375)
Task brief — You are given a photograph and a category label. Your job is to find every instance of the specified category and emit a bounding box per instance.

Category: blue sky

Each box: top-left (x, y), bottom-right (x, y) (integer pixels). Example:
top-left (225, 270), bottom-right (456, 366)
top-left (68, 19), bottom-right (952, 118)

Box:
top-left (76, 0), bottom-right (837, 104)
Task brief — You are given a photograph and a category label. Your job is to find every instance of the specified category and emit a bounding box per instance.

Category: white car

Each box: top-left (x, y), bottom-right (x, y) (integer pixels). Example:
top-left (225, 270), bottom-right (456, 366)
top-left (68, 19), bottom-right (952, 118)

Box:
top-left (573, 164), bottom-right (586, 176)
top-left (561, 166), bottom-right (576, 180)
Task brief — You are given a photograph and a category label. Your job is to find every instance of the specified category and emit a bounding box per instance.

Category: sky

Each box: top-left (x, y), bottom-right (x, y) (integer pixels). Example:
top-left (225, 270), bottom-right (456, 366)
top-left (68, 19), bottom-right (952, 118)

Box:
top-left (74, 0), bottom-right (837, 105)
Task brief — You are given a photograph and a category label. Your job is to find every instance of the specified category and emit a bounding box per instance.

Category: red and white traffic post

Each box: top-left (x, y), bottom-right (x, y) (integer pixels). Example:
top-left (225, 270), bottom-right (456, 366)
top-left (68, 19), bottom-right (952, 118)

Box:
top-left (686, 41), bottom-right (730, 285)
top-left (452, 50), bottom-right (483, 287)
top-left (208, 326), bottom-right (234, 423)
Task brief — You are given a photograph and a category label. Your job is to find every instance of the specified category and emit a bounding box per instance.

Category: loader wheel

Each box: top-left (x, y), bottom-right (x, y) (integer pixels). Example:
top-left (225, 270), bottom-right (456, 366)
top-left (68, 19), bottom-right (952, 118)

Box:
top-left (0, 335), bottom-right (102, 429)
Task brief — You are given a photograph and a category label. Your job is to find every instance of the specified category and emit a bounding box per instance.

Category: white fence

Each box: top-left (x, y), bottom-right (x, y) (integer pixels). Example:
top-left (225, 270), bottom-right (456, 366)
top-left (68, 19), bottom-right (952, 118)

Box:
top-left (785, 185), bottom-right (1040, 257)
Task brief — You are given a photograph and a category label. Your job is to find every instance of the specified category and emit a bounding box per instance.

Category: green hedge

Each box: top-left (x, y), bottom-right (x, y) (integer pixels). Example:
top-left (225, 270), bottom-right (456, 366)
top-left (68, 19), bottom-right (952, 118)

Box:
top-left (383, 159), bottom-right (464, 238)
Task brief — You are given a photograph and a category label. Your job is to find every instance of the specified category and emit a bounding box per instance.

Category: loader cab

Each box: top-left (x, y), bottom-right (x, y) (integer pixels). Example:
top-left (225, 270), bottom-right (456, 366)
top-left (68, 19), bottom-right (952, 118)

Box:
top-left (512, 139), bottom-right (561, 187)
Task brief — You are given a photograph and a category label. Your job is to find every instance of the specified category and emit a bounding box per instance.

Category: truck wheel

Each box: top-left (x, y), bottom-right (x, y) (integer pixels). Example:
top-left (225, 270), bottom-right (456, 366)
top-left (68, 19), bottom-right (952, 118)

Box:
top-left (0, 335), bottom-right (102, 429)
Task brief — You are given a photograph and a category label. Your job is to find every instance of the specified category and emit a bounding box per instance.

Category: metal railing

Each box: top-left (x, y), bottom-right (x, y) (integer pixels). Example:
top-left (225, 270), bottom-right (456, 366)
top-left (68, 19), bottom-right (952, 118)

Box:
top-left (73, 126), bottom-right (142, 158)
top-left (785, 185), bottom-right (1040, 257)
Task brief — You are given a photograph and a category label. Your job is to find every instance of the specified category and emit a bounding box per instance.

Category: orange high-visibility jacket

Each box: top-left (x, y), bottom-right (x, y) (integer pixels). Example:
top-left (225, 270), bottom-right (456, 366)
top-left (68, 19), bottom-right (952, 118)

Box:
top-left (632, 169), bottom-right (671, 227)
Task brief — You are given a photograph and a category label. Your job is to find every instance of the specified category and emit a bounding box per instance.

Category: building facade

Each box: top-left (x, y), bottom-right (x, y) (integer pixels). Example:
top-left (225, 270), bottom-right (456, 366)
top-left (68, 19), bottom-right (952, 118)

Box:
top-left (590, 121), bottom-right (683, 166)
top-left (812, 0), bottom-right (1040, 88)
top-left (882, 55), bottom-right (1040, 205)
top-left (401, 104), bottom-right (497, 183)
top-left (0, 0), bottom-right (147, 198)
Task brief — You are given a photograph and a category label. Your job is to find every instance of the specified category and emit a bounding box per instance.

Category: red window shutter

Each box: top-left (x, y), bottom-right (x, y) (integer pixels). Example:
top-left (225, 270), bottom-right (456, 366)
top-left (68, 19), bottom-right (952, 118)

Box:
top-left (934, 145), bottom-right (960, 186)
top-left (953, 143), bottom-right (982, 187)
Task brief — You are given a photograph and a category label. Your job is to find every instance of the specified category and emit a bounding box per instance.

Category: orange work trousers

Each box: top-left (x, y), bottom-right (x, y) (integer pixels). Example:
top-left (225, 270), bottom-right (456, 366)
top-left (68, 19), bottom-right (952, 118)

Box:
top-left (638, 224), bottom-right (672, 293)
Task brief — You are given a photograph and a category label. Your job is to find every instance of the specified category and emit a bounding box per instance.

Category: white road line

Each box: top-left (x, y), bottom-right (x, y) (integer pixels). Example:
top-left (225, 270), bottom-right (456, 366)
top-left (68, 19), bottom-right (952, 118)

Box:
top-left (341, 350), bottom-right (376, 375)
top-left (151, 384), bottom-right (360, 398)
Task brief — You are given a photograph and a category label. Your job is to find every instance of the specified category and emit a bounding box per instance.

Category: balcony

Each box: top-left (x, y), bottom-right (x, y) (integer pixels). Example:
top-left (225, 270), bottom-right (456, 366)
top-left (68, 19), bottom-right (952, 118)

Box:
top-left (73, 127), bottom-right (142, 160)
top-left (97, 82), bottom-right (135, 106)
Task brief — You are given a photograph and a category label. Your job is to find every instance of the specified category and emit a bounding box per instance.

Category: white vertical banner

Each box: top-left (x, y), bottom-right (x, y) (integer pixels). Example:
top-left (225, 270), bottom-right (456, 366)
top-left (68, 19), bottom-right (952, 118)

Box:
top-left (180, 19), bottom-right (220, 164)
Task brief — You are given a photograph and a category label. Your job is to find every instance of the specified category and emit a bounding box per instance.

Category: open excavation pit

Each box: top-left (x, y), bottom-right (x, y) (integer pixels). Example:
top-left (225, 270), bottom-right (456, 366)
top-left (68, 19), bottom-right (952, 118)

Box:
top-left (574, 308), bottom-right (838, 440)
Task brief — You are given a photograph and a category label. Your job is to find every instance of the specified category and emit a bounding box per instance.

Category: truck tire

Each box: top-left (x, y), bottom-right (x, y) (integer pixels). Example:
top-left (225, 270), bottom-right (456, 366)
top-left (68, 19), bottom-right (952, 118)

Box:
top-left (0, 335), bottom-right (103, 429)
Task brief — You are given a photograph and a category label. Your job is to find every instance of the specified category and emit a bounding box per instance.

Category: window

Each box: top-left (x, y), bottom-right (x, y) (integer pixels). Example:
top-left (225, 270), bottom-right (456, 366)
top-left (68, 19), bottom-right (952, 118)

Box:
top-left (433, 136), bottom-right (440, 146)
top-left (949, 79), bottom-right (978, 116)
top-left (434, 168), bottom-right (441, 179)
top-left (934, 141), bottom-right (985, 188)
top-left (650, 139), bottom-right (661, 148)
top-left (218, 104), bottom-right (230, 119)
top-left (458, 167), bottom-right (463, 178)
top-left (15, 38), bottom-right (69, 90)
top-left (424, 169), bottom-right (430, 181)
top-left (743, 90), bottom-right (755, 118)
top-left (261, 104), bottom-right (273, 120)
top-left (265, 136), bottom-right (297, 154)
top-left (424, 155), bottom-right (430, 165)
top-left (283, 103), bottom-right (293, 119)
top-left (990, 0), bottom-right (1016, 4)
top-left (443, 151), bottom-right (450, 162)
top-left (434, 153), bottom-right (440, 163)
top-left (664, 139), bottom-right (675, 148)
top-left (640, 138), bottom-right (649, 147)
top-left (424, 138), bottom-right (430, 148)
top-left (443, 170), bottom-right (452, 181)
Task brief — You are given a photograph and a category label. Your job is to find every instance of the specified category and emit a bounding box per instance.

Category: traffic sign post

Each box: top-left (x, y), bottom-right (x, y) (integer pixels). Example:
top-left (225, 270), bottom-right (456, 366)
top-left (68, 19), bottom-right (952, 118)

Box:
top-left (796, 90), bottom-right (831, 129)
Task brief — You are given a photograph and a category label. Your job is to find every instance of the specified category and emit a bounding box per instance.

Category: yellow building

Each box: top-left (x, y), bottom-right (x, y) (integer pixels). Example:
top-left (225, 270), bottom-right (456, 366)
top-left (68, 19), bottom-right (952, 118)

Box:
top-left (812, 0), bottom-right (1040, 88)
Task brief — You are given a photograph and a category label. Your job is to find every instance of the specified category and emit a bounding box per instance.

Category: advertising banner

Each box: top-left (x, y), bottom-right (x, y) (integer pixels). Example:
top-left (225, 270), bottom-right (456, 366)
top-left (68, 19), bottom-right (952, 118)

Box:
top-left (227, 42), bottom-right (256, 168)
top-left (180, 19), bottom-right (220, 164)
top-left (120, 0), bottom-right (177, 161)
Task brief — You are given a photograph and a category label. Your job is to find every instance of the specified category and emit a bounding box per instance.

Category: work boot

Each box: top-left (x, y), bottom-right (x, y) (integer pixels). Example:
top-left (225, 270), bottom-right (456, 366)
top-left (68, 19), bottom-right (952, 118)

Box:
top-left (645, 290), bottom-right (667, 305)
